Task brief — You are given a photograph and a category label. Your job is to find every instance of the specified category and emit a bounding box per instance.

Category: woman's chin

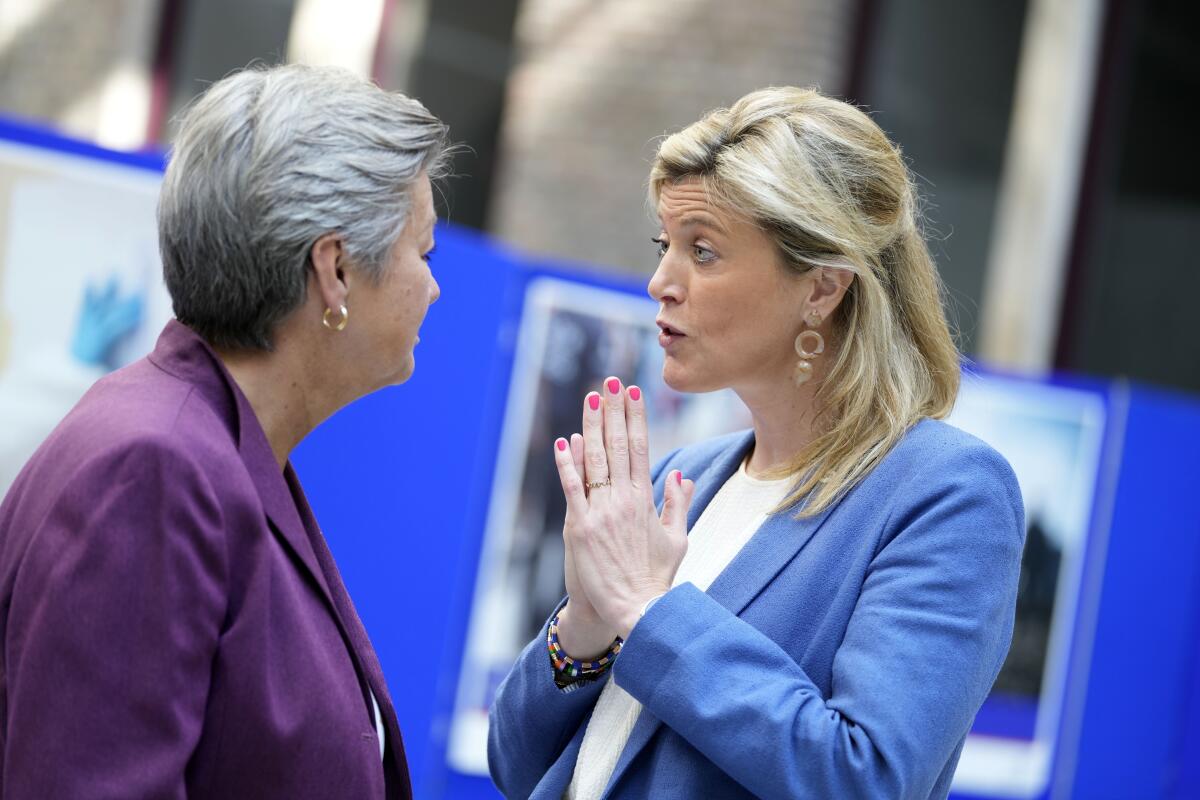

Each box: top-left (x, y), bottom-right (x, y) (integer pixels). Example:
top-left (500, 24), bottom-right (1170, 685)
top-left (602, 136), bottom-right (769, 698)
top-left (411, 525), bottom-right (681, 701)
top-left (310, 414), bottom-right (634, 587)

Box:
top-left (394, 354), bottom-right (415, 385)
top-left (662, 364), bottom-right (707, 394)
top-left (380, 352), bottom-right (415, 388)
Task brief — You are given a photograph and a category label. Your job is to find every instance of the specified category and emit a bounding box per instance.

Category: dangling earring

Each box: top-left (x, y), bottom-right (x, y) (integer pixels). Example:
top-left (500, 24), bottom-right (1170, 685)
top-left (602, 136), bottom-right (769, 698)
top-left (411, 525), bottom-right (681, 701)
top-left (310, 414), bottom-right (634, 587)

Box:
top-left (793, 310), bottom-right (824, 386)
top-left (323, 304), bottom-right (349, 331)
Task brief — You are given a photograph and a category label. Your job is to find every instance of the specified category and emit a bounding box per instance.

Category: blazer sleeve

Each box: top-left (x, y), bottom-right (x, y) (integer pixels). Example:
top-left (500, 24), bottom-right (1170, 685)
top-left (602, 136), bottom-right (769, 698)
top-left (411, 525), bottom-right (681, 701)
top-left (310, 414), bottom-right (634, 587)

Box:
top-left (612, 442), bottom-right (1025, 799)
top-left (487, 603), bottom-right (607, 799)
top-left (2, 437), bottom-right (229, 799)
top-left (487, 447), bottom-right (682, 798)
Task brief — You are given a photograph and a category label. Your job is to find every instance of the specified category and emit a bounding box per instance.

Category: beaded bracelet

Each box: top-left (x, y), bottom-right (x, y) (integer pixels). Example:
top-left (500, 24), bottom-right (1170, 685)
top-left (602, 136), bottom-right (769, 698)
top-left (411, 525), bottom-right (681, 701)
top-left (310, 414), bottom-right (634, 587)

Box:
top-left (547, 611), bottom-right (623, 688)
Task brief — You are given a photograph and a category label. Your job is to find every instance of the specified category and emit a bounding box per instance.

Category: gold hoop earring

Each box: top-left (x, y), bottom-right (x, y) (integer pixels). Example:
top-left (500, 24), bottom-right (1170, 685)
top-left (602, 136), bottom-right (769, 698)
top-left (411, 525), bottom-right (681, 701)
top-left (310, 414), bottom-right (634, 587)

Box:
top-left (793, 311), bottom-right (824, 386)
top-left (323, 304), bottom-right (348, 332)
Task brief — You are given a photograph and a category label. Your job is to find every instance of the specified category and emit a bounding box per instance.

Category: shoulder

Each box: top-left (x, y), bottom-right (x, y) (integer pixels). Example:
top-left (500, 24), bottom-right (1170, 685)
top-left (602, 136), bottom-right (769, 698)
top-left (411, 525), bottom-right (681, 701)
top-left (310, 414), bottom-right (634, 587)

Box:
top-left (71, 359), bottom-right (207, 434)
top-left (863, 418), bottom-right (1025, 541)
top-left (42, 432), bottom-right (225, 523)
top-left (15, 361), bottom-right (247, 511)
top-left (0, 428), bottom-right (226, 570)
top-left (885, 418), bottom-right (1020, 499)
top-left (58, 361), bottom-right (236, 465)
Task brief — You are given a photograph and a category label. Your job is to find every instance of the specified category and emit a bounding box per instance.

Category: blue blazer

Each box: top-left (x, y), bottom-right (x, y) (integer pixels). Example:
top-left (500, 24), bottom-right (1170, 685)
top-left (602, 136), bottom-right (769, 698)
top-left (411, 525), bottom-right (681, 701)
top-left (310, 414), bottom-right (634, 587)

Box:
top-left (488, 419), bottom-right (1025, 799)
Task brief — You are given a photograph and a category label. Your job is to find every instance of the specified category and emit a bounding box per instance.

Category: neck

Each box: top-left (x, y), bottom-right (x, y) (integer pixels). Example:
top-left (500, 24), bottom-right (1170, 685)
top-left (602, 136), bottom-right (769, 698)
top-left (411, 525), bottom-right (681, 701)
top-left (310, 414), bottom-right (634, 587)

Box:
top-left (735, 363), bottom-right (830, 479)
top-left (215, 329), bottom-right (343, 470)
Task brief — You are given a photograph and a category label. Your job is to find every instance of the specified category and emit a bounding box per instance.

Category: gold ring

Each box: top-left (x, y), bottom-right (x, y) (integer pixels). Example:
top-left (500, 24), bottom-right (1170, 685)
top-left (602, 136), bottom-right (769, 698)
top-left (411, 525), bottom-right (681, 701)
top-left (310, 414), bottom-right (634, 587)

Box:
top-left (585, 479), bottom-right (611, 490)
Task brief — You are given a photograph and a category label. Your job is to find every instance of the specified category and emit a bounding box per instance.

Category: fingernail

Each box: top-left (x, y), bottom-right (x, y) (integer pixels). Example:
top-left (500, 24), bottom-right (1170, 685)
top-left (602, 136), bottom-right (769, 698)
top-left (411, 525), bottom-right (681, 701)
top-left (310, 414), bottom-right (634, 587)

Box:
top-left (606, 378), bottom-right (620, 395)
top-left (556, 438), bottom-right (567, 451)
top-left (629, 386), bottom-right (641, 401)
top-left (674, 471), bottom-right (683, 485)
top-left (588, 393), bottom-right (600, 411)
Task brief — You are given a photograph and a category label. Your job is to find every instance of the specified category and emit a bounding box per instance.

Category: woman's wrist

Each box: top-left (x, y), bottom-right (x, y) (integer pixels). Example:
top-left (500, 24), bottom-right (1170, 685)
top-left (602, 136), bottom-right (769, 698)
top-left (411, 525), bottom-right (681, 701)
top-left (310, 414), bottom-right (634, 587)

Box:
top-left (557, 599), bottom-right (619, 660)
top-left (547, 611), bottom-right (623, 690)
top-left (614, 584), bottom-right (671, 640)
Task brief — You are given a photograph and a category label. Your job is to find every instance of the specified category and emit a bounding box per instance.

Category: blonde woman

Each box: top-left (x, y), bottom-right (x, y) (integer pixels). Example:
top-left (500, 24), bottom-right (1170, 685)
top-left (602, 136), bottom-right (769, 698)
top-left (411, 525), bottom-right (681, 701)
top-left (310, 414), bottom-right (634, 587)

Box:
top-left (488, 88), bottom-right (1025, 800)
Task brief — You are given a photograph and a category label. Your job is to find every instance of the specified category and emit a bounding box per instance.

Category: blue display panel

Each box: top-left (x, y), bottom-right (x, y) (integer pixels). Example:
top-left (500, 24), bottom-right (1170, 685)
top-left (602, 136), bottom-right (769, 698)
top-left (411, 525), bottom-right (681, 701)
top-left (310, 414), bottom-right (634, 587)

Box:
top-left (1064, 385), bottom-right (1200, 799)
top-left (414, 265), bottom-right (1200, 800)
top-left (420, 268), bottom-right (1128, 800)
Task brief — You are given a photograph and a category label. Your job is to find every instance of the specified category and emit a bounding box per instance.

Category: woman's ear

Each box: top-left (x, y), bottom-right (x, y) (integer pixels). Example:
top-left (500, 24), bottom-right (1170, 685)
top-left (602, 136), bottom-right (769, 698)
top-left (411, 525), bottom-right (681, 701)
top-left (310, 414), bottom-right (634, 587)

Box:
top-left (805, 266), bottom-right (855, 320)
top-left (309, 233), bottom-right (348, 312)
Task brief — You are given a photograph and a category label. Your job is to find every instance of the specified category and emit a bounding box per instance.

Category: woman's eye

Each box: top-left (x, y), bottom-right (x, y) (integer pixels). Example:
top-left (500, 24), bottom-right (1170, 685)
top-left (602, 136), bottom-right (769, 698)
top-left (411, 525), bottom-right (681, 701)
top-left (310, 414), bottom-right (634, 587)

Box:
top-left (651, 237), bottom-right (668, 257)
top-left (421, 246), bottom-right (436, 264)
top-left (694, 245), bottom-right (716, 263)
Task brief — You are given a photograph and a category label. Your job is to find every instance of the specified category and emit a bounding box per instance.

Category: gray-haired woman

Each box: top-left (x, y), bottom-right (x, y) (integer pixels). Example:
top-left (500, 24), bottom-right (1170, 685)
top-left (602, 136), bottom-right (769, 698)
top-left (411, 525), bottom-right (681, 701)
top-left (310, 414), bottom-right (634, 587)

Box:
top-left (0, 64), bottom-right (449, 799)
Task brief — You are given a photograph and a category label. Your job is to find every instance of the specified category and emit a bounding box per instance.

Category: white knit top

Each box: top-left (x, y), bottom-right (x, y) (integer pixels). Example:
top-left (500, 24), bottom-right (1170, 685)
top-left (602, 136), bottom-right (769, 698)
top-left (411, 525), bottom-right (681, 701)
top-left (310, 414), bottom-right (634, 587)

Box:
top-left (565, 459), bottom-right (795, 800)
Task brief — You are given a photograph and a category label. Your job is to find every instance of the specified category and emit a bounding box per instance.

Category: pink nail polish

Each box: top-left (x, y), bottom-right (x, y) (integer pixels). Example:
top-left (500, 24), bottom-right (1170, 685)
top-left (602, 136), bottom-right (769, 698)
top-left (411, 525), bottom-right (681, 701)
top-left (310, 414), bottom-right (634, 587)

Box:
top-left (588, 394), bottom-right (600, 411)
top-left (607, 378), bottom-right (620, 395)
top-left (629, 386), bottom-right (641, 401)
top-left (556, 438), bottom-right (567, 451)
top-left (674, 471), bottom-right (683, 485)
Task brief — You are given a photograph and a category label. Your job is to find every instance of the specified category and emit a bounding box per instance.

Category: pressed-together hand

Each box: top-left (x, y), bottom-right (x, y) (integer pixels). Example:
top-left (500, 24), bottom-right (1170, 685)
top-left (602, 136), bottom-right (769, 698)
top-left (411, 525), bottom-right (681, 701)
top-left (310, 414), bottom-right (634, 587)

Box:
top-left (554, 378), bottom-right (694, 644)
top-left (554, 432), bottom-right (616, 659)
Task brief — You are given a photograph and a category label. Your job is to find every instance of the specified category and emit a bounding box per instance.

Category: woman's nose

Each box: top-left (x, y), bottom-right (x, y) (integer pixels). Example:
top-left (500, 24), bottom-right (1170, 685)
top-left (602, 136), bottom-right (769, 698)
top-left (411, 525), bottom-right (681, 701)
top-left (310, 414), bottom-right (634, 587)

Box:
top-left (648, 259), bottom-right (682, 305)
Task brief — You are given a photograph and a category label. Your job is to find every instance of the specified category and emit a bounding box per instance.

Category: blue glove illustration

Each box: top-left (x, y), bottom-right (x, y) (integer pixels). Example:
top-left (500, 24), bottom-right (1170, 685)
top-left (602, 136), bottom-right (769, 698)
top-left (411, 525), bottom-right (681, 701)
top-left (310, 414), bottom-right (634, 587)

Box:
top-left (70, 276), bottom-right (144, 369)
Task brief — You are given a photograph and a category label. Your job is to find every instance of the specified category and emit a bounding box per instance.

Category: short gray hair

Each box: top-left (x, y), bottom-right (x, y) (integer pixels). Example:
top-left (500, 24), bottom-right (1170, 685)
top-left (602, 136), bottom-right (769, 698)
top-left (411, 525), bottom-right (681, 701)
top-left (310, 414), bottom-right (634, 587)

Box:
top-left (158, 63), bottom-right (451, 350)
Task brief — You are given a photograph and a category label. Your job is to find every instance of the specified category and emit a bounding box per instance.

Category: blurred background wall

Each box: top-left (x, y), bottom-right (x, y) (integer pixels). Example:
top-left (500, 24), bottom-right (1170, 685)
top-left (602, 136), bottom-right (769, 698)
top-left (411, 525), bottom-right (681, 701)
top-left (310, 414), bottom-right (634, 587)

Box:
top-left (490, 0), bottom-right (852, 273)
top-left (1, 0), bottom-right (1196, 393)
top-left (6, 0), bottom-right (1193, 391)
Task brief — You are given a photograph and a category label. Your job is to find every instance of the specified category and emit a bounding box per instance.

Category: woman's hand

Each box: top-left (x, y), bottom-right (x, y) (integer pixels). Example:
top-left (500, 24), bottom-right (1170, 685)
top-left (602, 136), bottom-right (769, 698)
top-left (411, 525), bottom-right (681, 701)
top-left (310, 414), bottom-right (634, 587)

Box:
top-left (554, 378), bottom-right (694, 640)
top-left (555, 433), bottom-right (620, 658)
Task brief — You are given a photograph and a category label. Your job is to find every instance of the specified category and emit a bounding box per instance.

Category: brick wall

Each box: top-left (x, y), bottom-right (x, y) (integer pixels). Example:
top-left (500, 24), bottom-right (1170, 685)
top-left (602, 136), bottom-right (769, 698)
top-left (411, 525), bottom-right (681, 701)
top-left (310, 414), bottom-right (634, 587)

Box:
top-left (489, 0), bottom-right (855, 274)
top-left (0, 0), bottom-right (161, 148)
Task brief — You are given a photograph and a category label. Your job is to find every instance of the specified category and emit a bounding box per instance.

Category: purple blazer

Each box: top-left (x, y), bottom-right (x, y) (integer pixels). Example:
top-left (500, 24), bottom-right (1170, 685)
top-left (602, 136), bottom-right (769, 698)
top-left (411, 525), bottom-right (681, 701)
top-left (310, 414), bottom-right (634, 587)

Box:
top-left (0, 321), bottom-right (411, 798)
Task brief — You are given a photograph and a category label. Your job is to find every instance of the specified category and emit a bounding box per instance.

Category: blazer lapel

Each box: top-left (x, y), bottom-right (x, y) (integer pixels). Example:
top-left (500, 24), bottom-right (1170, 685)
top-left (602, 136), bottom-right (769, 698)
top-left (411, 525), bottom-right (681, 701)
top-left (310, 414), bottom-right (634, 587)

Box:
top-left (229, 364), bottom-right (410, 792)
top-left (679, 430), bottom-right (755, 531)
top-left (705, 500), bottom-right (836, 617)
top-left (601, 705), bottom-right (662, 800)
top-left (149, 322), bottom-right (407, 793)
top-left (532, 702), bottom-right (601, 799)
top-left (234, 389), bottom-right (339, 613)
top-left (149, 321), bottom-right (341, 614)
top-left (666, 428), bottom-right (838, 615)
top-left (606, 432), bottom-right (836, 798)
top-left (286, 467), bottom-right (412, 798)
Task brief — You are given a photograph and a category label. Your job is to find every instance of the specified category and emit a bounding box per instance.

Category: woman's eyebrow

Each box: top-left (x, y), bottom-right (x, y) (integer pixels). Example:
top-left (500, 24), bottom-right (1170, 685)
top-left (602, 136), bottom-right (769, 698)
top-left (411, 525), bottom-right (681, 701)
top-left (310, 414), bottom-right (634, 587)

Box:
top-left (678, 214), bottom-right (728, 234)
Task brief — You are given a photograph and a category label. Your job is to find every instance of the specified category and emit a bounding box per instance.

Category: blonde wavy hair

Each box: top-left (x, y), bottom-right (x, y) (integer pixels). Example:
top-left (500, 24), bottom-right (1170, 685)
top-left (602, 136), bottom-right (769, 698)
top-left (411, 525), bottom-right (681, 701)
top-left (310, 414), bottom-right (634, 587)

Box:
top-left (650, 87), bottom-right (960, 516)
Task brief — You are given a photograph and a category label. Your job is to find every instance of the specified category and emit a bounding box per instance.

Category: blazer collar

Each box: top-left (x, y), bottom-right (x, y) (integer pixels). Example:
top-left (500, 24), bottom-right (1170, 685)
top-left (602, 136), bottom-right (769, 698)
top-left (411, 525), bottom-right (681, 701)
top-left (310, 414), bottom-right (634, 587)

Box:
top-left (147, 321), bottom-right (338, 610)
top-left (285, 466), bottom-right (412, 798)
top-left (147, 322), bottom-right (408, 788)
top-left (681, 430), bottom-right (755, 531)
top-left (605, 431), bottom-right (837, 798)
top-left (673, 429), bottom-right (838, 611)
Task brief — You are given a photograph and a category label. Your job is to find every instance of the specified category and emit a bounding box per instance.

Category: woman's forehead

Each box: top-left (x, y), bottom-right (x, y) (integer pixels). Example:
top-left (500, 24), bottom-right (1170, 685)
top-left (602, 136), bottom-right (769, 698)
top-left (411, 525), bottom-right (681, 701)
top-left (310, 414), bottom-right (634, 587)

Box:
top-left (657, 179), bottom-right (731, 232)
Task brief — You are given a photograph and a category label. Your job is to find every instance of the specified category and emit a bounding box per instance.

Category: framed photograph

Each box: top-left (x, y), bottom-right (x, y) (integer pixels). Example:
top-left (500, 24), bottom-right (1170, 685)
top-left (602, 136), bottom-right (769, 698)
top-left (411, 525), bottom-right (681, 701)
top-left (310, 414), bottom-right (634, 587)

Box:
top-left (447, 276), bottom-right (748, 774)
top-left (446, 274), bottom-right (1110, 796)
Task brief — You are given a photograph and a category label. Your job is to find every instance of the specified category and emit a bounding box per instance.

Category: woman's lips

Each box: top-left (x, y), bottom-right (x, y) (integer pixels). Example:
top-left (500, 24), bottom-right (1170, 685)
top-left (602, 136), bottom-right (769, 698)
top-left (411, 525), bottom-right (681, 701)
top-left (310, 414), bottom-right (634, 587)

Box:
top-left (657, 322), bottom-right (685, 348)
